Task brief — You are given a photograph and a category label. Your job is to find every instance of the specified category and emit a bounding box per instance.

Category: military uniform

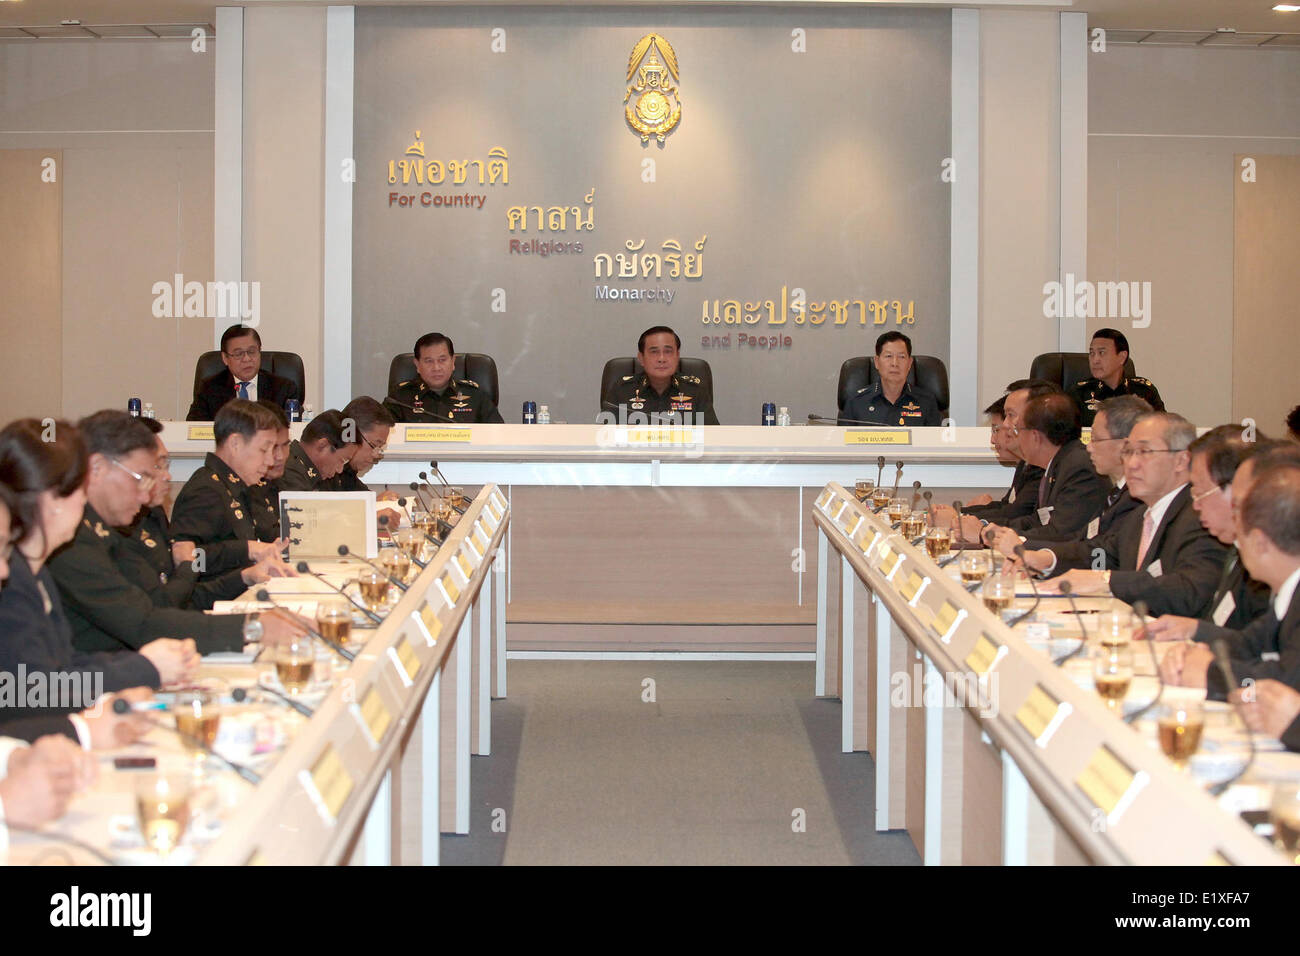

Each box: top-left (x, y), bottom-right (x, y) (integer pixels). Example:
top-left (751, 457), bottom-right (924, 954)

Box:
top-left (838, 382), bottom-right (942, 427)
top-left (170, 451), bottom-right (261, 578)
top-left (247, 479), bottom-right (283, 542)
top-left (47, 504), bottom-right (247, 656)
top-left (1066, 376), bottom-right (1164, 427)
top-left (384, 377), bottom-right (503, 424)
top-left (602, 372), bottom-right (720, 425)
top-left (279, 439), bottom-right (331, 493)
top-left (321, 464), bottom-right (369, 493)
top-left (116, 506), bottom-right (248, 611)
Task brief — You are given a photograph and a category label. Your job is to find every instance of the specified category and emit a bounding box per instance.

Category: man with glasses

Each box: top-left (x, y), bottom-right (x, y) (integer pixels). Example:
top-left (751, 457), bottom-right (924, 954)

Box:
top-left (48, 412), bottom-right (308, 657)
top-left (1010, 412), bottom-right (1226, 616)
top-left (328, 398), bottom-right (405, 531)
top-left (186, 325), bottom-right (302, 421)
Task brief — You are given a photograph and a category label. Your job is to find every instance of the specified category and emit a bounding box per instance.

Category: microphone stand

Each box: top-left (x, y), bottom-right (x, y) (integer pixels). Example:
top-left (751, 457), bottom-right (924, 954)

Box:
top-left (1207, 641), bottom-right (1257, 797)
top-left (114, 699), bottom-right (261, 784)
top-left (338, 544), bottom-right (409, 592)
top-left (296, 561), bottom-right (383, 625)
top-left (1124, 601), bottom-right (1166, 724)
top-left (1006, 544), bottom-right (1042, 629)
top-left (254, 588), bottom-right (355, 662)
top-left (1052, 580), bottom-right (1090, 666)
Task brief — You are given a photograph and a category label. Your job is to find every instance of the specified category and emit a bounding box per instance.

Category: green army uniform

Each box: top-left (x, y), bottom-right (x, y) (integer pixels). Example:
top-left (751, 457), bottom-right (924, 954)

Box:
top-left (602, 372), bottom-right (720, 425)
top-left (116, 506), bottom-right (248, 611)
top-left (170, 451), bottom-right (261, 578)
top-left (321, 464), bottom-right (369, 493)
top-left (279, 439), bottom-right (331, 493)
top-left (384, 377), bottom-right (504, 424)
top-left (47, 504), bottom-right (248, 656)
top-left (1067, 376), bottom-right (1164, 427)
top-left (247, 479), bottom-right (283, 542)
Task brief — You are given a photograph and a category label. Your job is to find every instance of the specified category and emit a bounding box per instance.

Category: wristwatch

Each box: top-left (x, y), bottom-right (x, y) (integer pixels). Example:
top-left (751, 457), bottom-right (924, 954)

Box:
top-left (1101, 570), bottom-right (1112, 589)
top-left (243, 612), bottom-right (264, 645)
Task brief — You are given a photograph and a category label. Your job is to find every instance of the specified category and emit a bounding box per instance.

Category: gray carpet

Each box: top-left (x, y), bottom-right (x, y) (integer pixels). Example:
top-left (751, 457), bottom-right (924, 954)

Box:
top-left (442, 660), bottom-right (920, 866)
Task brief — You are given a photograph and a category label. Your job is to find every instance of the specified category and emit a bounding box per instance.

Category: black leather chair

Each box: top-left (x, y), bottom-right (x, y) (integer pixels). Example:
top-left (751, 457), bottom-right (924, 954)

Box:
top-left (836, 355), bottom-right (949, 420)
top-left (193, 351), bottom-right (305, 402)
top-left (387, 353), bottom-right (500, 407)
top-left (1029, 352), bottom-right (1135, 393)
top-left (600, 357), bottom-right (714, 410)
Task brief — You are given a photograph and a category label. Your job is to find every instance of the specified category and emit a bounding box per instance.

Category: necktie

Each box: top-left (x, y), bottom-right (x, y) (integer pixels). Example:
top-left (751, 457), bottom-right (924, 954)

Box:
top-left (238, 381), bottom-right (250, 400)
top-left (1038, 472), bottom-right (1050, 508)
top-left (1106, 486), bottom-right (1121, 509)
top-left (1135, 510), bottom-right (1156, 569)
top-left (1213, 548), bottom-right (1239, 606)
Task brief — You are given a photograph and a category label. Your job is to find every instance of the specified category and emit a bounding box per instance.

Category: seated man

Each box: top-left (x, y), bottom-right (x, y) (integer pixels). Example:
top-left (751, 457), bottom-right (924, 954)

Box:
top-left (1011, 412), bottom-right (1227, 617)
top-left (171, 400), bottom-right (290, 578)
top-left (187, 324), bottom-right (301, 421)
top-left (48, 411), bottom-right (305, 657)
top-left (1239, 679), bottom-right (1300, 750)
top-left (602, 325), bottom-right (719, 426)
top-left (278, 410), bottom-right (357, 492)
top-left (331, 397), bottom-right (397, 492)
top-left (1066, 327), bottom-right (1164, 427)
top-left (248, 400), bottom-right (292, 542)
top-left (972, 392), bottom-right (1107, 540)
top-left (838, 331), bottom-right (942, 427)
top-left (988, 394), bottom-right (1149, 551)
top-left (384, 333), bottom-right (503, 424)
top-left (1160, 465), bottom-right (1300, 698)
top-left (1147, 439), bottom-right (1300, 642)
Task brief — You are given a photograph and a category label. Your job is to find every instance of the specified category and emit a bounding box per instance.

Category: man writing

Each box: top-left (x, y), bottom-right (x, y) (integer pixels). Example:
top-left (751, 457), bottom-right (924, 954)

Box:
top-left (279, 410), bottom-right (357, 492)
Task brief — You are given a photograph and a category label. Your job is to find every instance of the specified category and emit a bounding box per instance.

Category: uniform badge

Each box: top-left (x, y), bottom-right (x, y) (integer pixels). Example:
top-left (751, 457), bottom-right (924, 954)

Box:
top-left (227, 473), bottom-right (239, 483)
top-left (142, 535), bottom-right (157, 549)
top-left (93, 522), bottom-right (110, 538)
top-left (868, 406), bottom-right (876, 412)
top-left (159, 571), bottom-right (169, 585)
top-left (307, 467), bottom-right (317, 479)
top-left (630, 400), bottom-right (645, 411)
top-left (670, 394), bottom-right (694, 411)
top-left (234, 509), bottom-right (244, 520)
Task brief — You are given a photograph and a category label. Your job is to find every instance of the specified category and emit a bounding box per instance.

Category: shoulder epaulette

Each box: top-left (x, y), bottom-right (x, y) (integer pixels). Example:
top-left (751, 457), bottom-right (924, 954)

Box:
top-left (621, 375), bottom-right (635, 382)
top-left (1133, 377), bottom-right (1153, 386)
top-left (679, 374), bottom-right (702, 385)
top-left (1074, 379), bottom-right (1091, 387)
top-left (460, 378), bottom-right (481, 389)
top-left (397, 379), bottom-right (417, 389)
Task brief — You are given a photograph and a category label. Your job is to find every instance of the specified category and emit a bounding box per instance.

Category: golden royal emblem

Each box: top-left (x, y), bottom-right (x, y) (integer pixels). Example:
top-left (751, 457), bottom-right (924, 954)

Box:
top-left (625, 34), bottom-right (681, 144)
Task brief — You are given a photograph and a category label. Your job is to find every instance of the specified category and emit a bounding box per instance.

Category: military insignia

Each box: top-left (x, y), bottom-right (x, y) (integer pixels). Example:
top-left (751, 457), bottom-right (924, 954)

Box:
top-left (93, 521), bottom-right (110, 539)
top-left (868, 406), bottom-right (876, 412)
top-left (159, 571), bottom-right (169, 585)
top-left (625, 34), bottom-right (681, 144)
top-left (903, 402), bottom-right (920, 411)
top-left (630, 400), bottom-right (645, 411)
top-left (142, 535), bottom-right (158, 549)
top-left (228, 474), bottom-right (239, 483)
top-left (230, 500), bottom-right (239, 509)
top-left (621, 375), bottom-right (634, 382)
top-left (234, 509), bottom-right (244, 520)
top-left (307, 467), bottom-right (317, 479)
top-left (462, 379), bottom-right (480, 389)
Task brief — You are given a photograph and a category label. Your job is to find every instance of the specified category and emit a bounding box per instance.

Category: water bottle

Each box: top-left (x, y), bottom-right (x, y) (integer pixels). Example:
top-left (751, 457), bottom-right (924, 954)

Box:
top-left (127, 398), bottom-right (142, 418)
top-left (777, 406), bottom-right (791, 427)
top-left (761, 402), bottom-right (776, 426)
top-left (302, 403), bottom-right (315, 423)
top-left (537, 405), bottom-right (551, 425)
top-left (523, 401), bottom-right (538, 424)
top-left (143, 402), bottom-right (155, 420)
top-left (285, 399), bottom-right (301, 423)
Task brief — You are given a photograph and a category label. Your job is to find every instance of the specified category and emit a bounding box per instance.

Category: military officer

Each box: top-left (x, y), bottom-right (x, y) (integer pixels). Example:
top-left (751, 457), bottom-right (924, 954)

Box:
top-left (171, 400), bottom-right (290, 578)
top-left (278, 410), bottom-right (357, 492)
top-left (247, 400), bottom-right (291, 542)
top-left (838, 331), bottom-right (943, 427)
top-left (602, 326), bottom-right (720, 425)
top-left (327, 397), bottom-right (397, 492)
top-left (383, 332), bottom-right (504, 424)
top-left (1066, 328), bottom-right (1164, 427)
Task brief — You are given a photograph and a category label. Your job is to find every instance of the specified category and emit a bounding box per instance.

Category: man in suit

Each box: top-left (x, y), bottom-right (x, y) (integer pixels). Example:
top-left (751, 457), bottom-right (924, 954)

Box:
top-left (49, 411), bottom-right (306, 656)
top-left (171, 400), bottom-right (290, 578)
top-left (1012, 412), bottom-right (1227, 617)
top-left (932, 380), bottom-right (1060, 539)
top-left (384, 332), bottom-right (504, 424)
top-left (186, 324), bottom-right (301, 421)
top-left (278, 410), bottom-right (357, 492)
top-left (1160, 466), bottom-right (1300, 699)
top-left (837, 331), bottom-right (942, 427)
top-left (990, 395), bottom-right (1150, 552)
top-left (1065, 328), bottom-right (1165, 427)
top-left (972, 392), bottom-right (1108, 541)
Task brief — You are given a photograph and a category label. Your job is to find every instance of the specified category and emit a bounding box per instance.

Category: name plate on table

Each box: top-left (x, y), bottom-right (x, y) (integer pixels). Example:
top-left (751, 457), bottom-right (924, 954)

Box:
top-left (965, 633), bottom-right (1002, 675)
top-left (404, 426), bottom-right (472, 443)
top-left (457, 552), bottom-right (476, 578)
top-left (419, 603), bottom-right (443, 642)
top-left (1076, 746), bottom-right (1138, 817)
top-left (187, 425), bottom-right (215, 441)
top-left (1015, 684), bottom-right (1063, 742)
top-left (358, 687), bottom-right (392, 744)
top-left (843, 430), bottom-right (911, 446)
top-left (392, 636), bottom-right (421, 681)
top-left (619, 427), bottom-right (701, 445)
top-left (305, 745), bottom-right (353, 821)
top-left (440, 572), bottom-right (461, 605)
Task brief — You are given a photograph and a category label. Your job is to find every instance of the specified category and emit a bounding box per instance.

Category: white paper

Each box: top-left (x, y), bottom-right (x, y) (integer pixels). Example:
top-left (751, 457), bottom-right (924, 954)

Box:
top-left (278, 490), bottom-right (378, 559)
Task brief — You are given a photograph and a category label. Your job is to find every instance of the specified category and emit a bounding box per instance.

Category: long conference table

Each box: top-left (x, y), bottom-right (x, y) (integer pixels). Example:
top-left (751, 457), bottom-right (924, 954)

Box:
top-left (3, 486), bottom-right (509, 866)
top-left (811, 480), bottom-right (1292, 866)
top-left (164, 421), bottom-right (1012, 655)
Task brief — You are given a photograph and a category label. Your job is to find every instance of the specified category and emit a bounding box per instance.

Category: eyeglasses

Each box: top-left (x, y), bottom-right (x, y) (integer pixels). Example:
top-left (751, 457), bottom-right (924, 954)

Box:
top-left (224, 348), bottom-right (261, 361)
top-left (1192, 484), bottom-right (1230, 504)
top-left (112, 458), bottom-right (156, 494)
top-left (1120, 446), bottom-right (1181, 461)
top-left (362, 434), bottom-right (387, 457)
top-left (1089, 436), bottom-right (1124, 444)
top-left (153, 456), bottom-right (171, 474)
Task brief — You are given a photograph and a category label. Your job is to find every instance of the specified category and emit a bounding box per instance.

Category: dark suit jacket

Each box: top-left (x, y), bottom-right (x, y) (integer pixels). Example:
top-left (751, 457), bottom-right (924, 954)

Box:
top-left (186, 369), bottom-right (300, 421)
top-left (170, 452), bottom-right (261, 577)
top-left (1003, 440), bottom-right (1109, 538)
top-left (965, 461), bottom-right (1046, 525)
top-left (1198, 584), bottom-right (1300, 700)
top-left (1199, 548), bottom-right (1273, 633)
top-left (1024, 483), bottom-right (1141, 547)
top-left (47, 504), bottom-right (246, 657)
top-left (1045, 484), bottom-right (1227, 617)
top-left (0, 555), bottom-right (160, 735)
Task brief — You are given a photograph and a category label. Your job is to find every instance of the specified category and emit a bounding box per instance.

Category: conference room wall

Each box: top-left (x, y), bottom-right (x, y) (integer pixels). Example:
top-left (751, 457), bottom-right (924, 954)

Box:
top-left (351, 6), bottom-right (952, 425)
top-left (0, 39), bottom-right (215, 420)
top-left (1088, 44), bottom-right (1300, 428)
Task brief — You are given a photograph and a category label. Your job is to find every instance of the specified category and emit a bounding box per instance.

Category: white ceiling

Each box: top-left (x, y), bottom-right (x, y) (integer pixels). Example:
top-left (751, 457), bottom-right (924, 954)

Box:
top-left (1, 0), bottom-right (1297, 35)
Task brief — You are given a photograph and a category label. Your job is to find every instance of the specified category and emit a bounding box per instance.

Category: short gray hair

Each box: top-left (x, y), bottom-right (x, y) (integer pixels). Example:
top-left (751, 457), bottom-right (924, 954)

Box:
top-left (1097, 395), bottom-right (1152, 440)
top-left (1143, 411), bottom-right (1196, 452)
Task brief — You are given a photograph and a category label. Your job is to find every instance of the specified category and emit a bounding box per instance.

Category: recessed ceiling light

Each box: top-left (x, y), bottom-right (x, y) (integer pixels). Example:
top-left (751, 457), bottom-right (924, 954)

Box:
top-left (1274, 4), bottom-right (1300, 12)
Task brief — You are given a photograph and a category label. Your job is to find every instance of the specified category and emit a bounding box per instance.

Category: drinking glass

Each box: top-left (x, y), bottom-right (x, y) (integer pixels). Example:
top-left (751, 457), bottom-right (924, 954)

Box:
top-left (1156, 699), bottom-right (1205, 769)
top-left (1092, 642), bottom-right (1134, 712)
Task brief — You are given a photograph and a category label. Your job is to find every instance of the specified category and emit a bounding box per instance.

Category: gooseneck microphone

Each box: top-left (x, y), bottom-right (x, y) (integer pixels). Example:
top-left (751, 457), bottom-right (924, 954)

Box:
top-left (1124, 601), bottom-right (1165, 724)
top-left (1007, 544), bottom-right (1041, 628)
top-left (407, 480), bottom-right (437, 514)
top-left (890, 461), bottom-right (905, 499)
top-left (875, 456), bottom-right (886, 491)
top-left (807, 414), bottom-right (910, 427)
top-left (1208, 639), bottom-right (1257, 796)
top-left (421, 468), bottom-right (467, 515)
top-left (254, 588), bottom-right (355, 662)
top-left (114, 698), bottom-right (261, 784)
top-left (337, 544), bottom-right (409, 592)
top-left (1053, 579), bottom-right (1090, 666)
top-left (296, 561), bottom-right (383, 625)
top-left (233, 683), bottom-right (313, 718)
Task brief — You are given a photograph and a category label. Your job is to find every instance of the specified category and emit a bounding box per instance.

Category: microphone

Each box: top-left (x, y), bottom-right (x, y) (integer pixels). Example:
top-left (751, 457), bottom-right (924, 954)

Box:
top-left (232, 682), bottom-right (313, 719)
top-left (1207, 639), bottom-right (1256, 796)
top-left (911, 480), bottom-right (922, 512)
top-left (114, 698), bottom-right (261, 784)
top-left (807, 413), bottom-right (910, 427)
top-left (1124, 600), bottom-right (1165, 724)
top-left (337, 544), bottom-right (409, 592)
top-left (407, 480), bottom-right (437, 514)
top-left (952, 499), bottom-right (970, 546)
top-left (876, 456), bottom-right (886, 491)
top-left (890, 461), bottom-right (905, 499)
top-left (421, 468), bottom-right (467, 515)
top-left (296, 561), bottom-right (383, 625)
top-left (394, 496), bottom-right (442, 557)
top-left (1006, 544), bottom-right (1041, 628)
top-left (1053, 580), bottom-right (1090, 665)
top-left (383, 396), bottom-right (460, 423)
top-left (254, 588), bottom-right (355, 662)
top-left (427, 462), bottom-right (469, 514)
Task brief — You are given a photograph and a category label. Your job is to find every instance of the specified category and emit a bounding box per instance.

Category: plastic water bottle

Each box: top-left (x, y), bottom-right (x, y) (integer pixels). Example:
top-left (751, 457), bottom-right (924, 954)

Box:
top-left (777, 406), bottom-right (791, 427)
top-left (537, 405), bottom-right (551, 425)
top-left (302, 403), bottom-right (315, 423)
top-left (143, 402), bottom-right (155, 420)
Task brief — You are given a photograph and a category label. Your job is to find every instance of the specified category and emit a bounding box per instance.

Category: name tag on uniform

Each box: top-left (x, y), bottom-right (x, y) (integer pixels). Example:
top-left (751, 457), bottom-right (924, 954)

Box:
top-left (1212, 592), bottom-right (1236, 627)
top-left (1037, 506), bottom-right (1054, 526)
top-left (1147, 559), bottom-right (1163, 578)
top-left (1008, 487), bottom-right (1017, 504)
top-left (1086, 516), bottom-right (1100, 539)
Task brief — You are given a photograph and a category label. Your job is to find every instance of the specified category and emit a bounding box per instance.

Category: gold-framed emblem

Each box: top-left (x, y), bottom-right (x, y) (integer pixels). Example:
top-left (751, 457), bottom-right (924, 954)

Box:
top-left (625, 34), bottom-right (681, 144)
